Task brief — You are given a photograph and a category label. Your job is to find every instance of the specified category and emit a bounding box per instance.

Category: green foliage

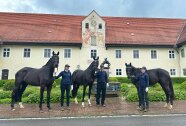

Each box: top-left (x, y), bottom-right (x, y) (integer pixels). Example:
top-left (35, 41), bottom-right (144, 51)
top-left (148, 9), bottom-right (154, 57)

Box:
top-left (116, 77), bottom-right (132, 83)
top-left (0, 91), bottom-right (11, 99)
top-left (3, 80), bottom-right (15, 91)
top-left (0, 80), bottom-right (8, 87)
top-left (171, 77), bottom-right (186, 84)
top-left (109, 77), bottom-right (118, 82)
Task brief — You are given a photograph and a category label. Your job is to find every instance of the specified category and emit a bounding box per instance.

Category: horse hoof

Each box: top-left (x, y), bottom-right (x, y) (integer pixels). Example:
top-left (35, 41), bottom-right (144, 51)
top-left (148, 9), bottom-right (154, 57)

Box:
top-left (88, 104), bottom-right (92, 107)
top-left (48, 108), bottom-right (52, 112)
top-left (19, 102), bottom-right (24, 109)
top-left (168, 105), bottom-right (173, 110)
top-left (11, 108), bottom-right (15, 111)
top-left (75, 101), bottom-right (78, 104)
top-left (163, 103), bottom-right (168, 108)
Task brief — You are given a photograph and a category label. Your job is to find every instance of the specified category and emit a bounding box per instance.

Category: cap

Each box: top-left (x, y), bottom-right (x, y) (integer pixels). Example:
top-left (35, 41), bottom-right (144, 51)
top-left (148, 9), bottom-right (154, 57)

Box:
top-left (100, 64), bottom-right (104, 68)
top-left (141, 66), bottom-right (146, 70)
top-left (65, 64), bottom-right (70, 67)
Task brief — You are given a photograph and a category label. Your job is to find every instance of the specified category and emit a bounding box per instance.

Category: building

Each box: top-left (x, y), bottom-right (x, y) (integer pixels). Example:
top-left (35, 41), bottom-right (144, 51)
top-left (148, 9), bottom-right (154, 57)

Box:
top-left (0, 10), bottom-right (186, 79)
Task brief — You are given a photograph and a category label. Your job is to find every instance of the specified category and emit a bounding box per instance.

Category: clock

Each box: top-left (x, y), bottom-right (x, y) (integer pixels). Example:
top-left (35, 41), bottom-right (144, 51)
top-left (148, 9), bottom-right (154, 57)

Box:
top-left (91, 20), bottom-right (97, 26)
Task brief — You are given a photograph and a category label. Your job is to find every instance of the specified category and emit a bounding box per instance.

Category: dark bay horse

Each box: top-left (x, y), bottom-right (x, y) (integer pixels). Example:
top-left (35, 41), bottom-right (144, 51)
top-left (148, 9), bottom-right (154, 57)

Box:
top-left (72, 56), bottom-right (99, 107)
top-left (11, 51), bottom-right (59, 112)
top-left (125, 63), bottom-right (174, 109)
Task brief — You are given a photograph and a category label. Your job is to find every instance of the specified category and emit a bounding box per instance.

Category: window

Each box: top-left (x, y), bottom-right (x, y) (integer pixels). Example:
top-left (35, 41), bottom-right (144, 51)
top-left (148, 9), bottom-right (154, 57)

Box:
top-left (23, 48), bottom-right (31, 58)
top-left (85, 23), bottom-right (89, 29)
top-left (98, 23), bottom-right (102, 29)
top-left (91, 36), bottom-right (97, 46)
top-left (3, 48), bottom-right (10, 57)
top-left (181, 48), bottom-right (185, 58)
top-left (116, 50), bottom-right (121, 58)
top-left (64, 49), bottom-right (71, 58)
top-left (91, 49), bottom-right (97, 58)
top-left (116, 69), bottom-right (122, 76)
top-left (169, 50), bottom-right (175, 59)
top-left (44, 49), bottom-right (51, 58)
top-left (183, 68), bottom-right (186, 76)
top-left (170, 69), bottom-right (176, 76)
top-left (133, 50), bottom-right (139, 59)
top-left (151, 50), bottom-right (157, 59)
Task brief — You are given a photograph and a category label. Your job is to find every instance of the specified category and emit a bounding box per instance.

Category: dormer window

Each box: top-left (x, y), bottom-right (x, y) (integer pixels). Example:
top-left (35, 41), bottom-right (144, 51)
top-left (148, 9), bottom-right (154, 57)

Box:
top-left (85, 23), bottom-right (89, 29)
top-left (98, 23), bottom-right (102, 29)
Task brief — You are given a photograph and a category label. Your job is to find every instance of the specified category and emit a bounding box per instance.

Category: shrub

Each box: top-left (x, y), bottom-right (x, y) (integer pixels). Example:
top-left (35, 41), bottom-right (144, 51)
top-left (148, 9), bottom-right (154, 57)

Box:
top-left (116, 77), bottom-right (132, 83)
top-left (180, 81), bottom-right (186, 90)
top-left (120, 83), bottom-right (129, 92)
top-left (3, 80), bottom-right (15, 91)
top-left (171, 77), bottom-right (186, 84)
top-left (0, 80), bottom-right (8, 87)
top-left (0, 98), bottom-right (11, 104)
top-left (109, 77), bottom-right (118, 82)
top-left (0, 91), bottom-right (11, 99)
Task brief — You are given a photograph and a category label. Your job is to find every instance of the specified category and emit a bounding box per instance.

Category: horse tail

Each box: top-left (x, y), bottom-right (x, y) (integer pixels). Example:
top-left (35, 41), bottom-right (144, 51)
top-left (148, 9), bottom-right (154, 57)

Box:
top-left (168, 77), bottom-right (174, 100)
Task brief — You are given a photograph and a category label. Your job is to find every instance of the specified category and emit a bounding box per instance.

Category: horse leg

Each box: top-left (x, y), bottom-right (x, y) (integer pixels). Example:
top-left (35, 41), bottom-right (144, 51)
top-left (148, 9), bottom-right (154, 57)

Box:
top-left (74, 85), bottom-right (79, 104)
top-left (47, 85), bottom-right (52, 111)
top-left (18, 82), bottom-right (28, 109)
top-left (39, 86), bottom-right (45, 112)
top-left (11, 87), bottom-right (19, 111)
top-left (82, 85), bottom-right (86, 107)
top-left (160, 82), bottom-right (171, 108)
top-left (88, 84), bottom-right (93, 106)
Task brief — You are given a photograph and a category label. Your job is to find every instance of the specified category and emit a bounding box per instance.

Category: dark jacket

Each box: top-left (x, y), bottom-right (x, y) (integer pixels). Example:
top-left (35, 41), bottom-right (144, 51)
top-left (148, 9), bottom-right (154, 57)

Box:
top-left (96, 70), bottom-right (108, 84)
top-left (56, 70), bottom-right (72, 85)
top-left (136, 72), bottom-right (149, 87)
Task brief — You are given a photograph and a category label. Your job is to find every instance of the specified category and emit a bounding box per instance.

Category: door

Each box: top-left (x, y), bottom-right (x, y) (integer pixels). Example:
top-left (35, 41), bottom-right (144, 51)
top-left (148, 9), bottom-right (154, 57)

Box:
top-left (2, 69), bottom-right (9, 80)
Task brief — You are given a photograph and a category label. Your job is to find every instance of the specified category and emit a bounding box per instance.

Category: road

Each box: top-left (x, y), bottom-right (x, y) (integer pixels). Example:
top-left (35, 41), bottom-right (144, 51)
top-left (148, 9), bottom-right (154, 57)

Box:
top-left (0, 114), bottom-right (186, 126)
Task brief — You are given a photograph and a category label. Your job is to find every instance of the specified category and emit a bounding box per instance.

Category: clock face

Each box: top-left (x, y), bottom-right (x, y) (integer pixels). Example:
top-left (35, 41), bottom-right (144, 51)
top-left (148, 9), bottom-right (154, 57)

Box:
top-left (91, 20), bottom-right (97, 26)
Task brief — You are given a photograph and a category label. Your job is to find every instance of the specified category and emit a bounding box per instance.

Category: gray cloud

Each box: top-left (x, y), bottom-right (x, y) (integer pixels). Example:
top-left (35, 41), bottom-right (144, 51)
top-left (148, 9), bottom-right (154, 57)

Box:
top-left (0, 0), bottom-right (186, 18)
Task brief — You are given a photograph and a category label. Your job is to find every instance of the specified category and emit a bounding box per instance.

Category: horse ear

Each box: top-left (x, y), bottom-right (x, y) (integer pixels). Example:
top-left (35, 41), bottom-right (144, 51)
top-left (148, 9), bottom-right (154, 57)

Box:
top-left (57, 51), bottom-right (59, 55)
top-left (97, 56), bottom-right (99, 60)
top-left (92, 56), bottom-right (95, 60)
top-left (125, 63), bottom-right (127, 66)
top-left (129, 62), bottom-right (131, 66)
top-left (52, 51), bottom-right (55, 55)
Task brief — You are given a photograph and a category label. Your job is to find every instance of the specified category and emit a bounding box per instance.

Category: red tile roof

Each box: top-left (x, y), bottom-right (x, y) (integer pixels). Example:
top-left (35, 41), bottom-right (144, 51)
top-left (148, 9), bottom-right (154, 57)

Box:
top-left (0, 12), bottom-right (185, 46)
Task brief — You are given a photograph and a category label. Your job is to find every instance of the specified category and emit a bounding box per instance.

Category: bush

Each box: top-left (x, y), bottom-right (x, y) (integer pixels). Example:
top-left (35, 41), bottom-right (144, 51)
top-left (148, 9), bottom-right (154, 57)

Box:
top-left (0, 91), bottom-right (11, 99)
top-left (116, 77), bottom-right (132, 83)
top-left (180, 81), bottom-right (186, 90)
top-left (3, 80), bottom-right (15, 91)
top-left (171, 77), bottom-right (186, 84)
top-left (120, 83), bottom-right (130, 92)
top-left (0, 98), bottom-right (11, 104)
top-left (109, 77), bottom-right (118, 82)
top-left (0, 80), bottom-right (8, 87)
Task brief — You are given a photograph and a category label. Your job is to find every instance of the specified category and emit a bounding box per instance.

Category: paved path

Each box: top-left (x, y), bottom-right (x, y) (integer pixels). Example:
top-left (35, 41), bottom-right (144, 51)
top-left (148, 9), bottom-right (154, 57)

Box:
top-left (0, 114), bottom-right (186, 126)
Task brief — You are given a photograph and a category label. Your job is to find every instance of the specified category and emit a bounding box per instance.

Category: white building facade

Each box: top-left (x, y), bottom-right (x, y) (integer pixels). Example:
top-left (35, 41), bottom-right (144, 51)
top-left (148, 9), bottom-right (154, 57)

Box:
top-left (0, 11), bottom-right (186, 79)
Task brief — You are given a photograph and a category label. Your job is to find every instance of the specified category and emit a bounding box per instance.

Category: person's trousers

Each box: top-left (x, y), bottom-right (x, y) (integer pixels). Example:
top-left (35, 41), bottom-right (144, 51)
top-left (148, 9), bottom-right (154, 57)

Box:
top-left (139, 86), bottom-right (149, 109)
top-left (61, 84), bottom-right (70, 107)
top-left (96, 82), bottom-right (106, 105)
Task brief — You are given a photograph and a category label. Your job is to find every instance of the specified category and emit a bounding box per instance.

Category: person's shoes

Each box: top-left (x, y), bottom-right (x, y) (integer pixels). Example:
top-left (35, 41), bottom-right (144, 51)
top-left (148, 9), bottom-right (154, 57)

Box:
top-left (96, 103), bottom-right (100, 106)
top-left (136, 106), bottom-right (141, 110)
top-left (144, 108), bottom-right (149, 112)
top-left (101, 104), bottom-right (106, 107)
top-left (66, 106), bottom-right (70, 110)
top-left (61, 107), bottom-right (65, 111)
top-left (139, 106), bottom-right (144, 111)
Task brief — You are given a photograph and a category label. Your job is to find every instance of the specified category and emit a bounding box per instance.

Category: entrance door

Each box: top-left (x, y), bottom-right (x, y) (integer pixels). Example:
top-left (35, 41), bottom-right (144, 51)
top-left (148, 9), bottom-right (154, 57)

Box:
top-left (2, 69), bottom-right (9, 80)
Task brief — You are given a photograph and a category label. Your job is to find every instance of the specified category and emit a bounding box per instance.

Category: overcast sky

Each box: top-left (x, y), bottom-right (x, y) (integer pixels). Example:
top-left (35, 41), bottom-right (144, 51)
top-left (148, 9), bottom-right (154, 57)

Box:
top-left (0, 0), bottom-right (186, 18)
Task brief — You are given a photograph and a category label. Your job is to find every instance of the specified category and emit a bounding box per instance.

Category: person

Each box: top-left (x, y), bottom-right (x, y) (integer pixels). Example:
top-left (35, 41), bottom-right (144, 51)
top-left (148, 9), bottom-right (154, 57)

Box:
top-left (56, 64), bottom-right (72, 111)
top-left (135, 67), bottom-right (149, 112)
top-left (96, 64), bottom-right (109, 107)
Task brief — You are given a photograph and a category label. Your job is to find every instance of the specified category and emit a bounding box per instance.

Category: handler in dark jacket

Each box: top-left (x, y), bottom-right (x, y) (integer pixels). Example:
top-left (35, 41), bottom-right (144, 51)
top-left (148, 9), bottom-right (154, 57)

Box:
top-left (135, 67), bottom-right (149, 112)
top-left (96, 64), bottom-right (108, 107)
top-left (56, 64), bottom-right (72, 111)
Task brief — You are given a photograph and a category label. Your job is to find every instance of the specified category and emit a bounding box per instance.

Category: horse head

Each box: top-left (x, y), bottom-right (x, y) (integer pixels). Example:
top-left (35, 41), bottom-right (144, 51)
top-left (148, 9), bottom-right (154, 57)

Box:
top-left (92, 56), bottom-right (99, 72)
top-left (125, 62), bottom-right (136, 79)
top-left (51, 51), bottom-right (59, 69)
